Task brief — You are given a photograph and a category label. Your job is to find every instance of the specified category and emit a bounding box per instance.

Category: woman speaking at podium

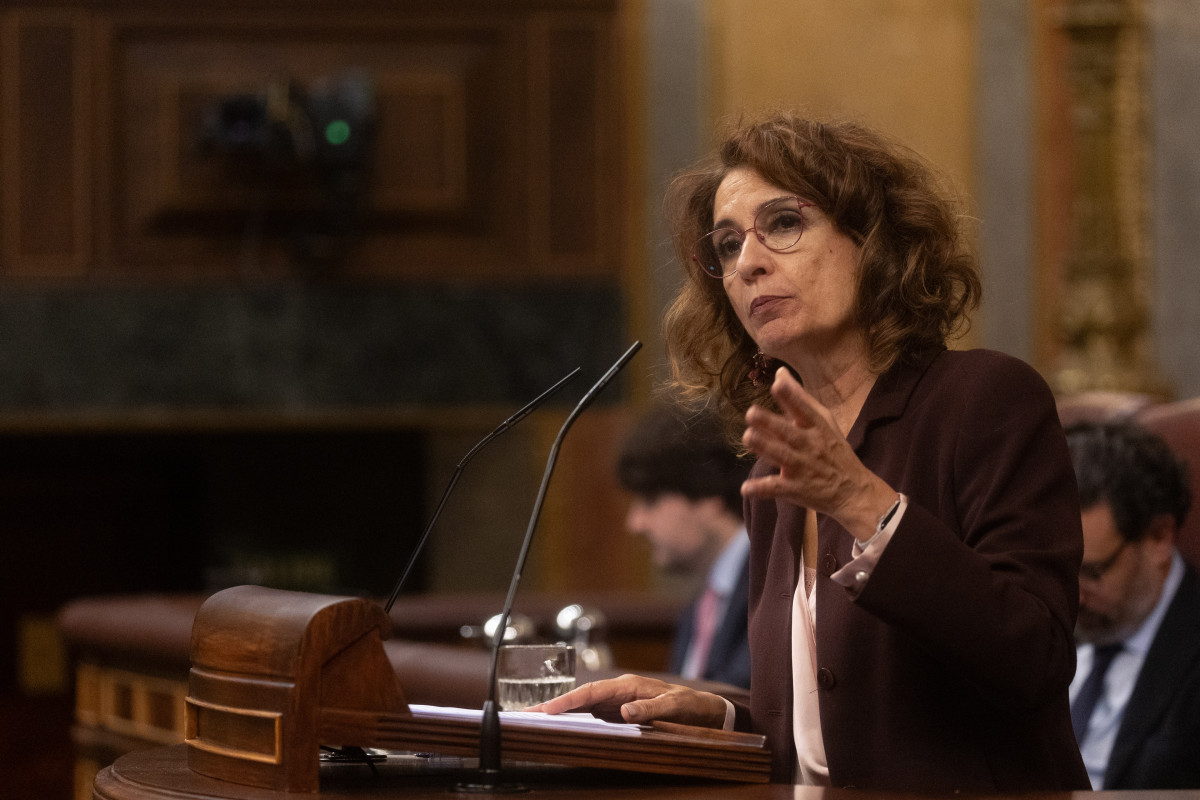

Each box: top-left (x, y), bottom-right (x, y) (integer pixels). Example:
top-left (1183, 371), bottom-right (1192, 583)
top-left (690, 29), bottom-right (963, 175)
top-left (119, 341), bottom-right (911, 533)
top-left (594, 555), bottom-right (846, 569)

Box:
top-left (534, 112), bottom-right (1090, 793)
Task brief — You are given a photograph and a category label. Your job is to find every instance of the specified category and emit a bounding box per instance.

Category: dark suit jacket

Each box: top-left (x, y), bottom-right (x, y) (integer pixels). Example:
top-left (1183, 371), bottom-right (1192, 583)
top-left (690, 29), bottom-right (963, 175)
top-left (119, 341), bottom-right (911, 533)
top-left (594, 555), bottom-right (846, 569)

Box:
top-left (736, 347), bottom-right (1090, 791)
top-left (1105, 564), bottom-right (1200, 789)
top-left (668, 553), bottom-right (752, 689)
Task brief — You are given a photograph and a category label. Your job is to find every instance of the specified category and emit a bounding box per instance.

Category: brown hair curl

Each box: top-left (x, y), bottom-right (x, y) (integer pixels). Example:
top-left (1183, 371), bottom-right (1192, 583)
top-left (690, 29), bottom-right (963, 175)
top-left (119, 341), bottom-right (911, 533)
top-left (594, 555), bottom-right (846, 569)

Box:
top-left (662, 112), bottom-right (981, 437)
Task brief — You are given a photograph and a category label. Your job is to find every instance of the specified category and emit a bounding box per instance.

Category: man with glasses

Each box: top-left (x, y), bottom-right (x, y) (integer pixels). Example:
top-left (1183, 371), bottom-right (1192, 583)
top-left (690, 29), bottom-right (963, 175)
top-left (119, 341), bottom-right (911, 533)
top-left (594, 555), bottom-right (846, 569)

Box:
top-left (1065, 420), bottom-right (1200, 789)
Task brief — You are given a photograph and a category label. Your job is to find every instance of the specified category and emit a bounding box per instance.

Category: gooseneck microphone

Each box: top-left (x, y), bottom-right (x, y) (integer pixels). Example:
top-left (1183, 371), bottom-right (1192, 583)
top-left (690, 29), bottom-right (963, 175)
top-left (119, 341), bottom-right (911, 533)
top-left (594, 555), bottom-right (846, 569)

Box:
top-left (382, 367), bottom-right (582, 614)
top-left (458, 341), bottom-right (642, 793)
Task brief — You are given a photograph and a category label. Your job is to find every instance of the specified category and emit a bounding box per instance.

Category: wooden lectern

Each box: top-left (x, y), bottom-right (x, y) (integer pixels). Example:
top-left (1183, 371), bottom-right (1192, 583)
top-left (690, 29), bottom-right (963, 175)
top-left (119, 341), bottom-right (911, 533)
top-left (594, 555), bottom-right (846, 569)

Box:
top-left (182, 585), bottom-right (770, 794)
top-left (185, 585), bottom-right (407, 792)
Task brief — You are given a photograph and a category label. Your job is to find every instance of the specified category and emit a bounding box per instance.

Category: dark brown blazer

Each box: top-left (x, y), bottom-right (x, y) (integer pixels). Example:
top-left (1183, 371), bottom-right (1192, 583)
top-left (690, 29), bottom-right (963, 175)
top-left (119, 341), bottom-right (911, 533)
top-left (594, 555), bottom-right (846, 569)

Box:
top-left (735, 347), bottom-right (1090, 791)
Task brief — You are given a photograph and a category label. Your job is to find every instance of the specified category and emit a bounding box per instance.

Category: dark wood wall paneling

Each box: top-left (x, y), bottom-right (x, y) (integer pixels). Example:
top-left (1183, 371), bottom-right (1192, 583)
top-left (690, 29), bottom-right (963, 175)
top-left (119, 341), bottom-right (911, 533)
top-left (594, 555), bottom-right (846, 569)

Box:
top-left (0, 1), bottom-right (636, 705)
top-left (1, 4), bottom-right (618, 279)
top-left (0, 4), bottom-right (618, 280)
top-left (2, 10), bottom-right (91, 277)
top-left (0, 1), bottom-right (627, 416)
top-left (1, 3), bottom-right (628, 404)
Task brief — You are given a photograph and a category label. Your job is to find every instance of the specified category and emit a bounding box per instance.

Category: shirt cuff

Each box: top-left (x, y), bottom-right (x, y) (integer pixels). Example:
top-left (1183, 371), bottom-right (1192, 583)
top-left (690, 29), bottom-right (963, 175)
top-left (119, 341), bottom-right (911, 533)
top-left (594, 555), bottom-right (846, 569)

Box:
top-left (831, 494), bottom-right (907, 596)
top-left (720, 697), bottom-right (736, 731)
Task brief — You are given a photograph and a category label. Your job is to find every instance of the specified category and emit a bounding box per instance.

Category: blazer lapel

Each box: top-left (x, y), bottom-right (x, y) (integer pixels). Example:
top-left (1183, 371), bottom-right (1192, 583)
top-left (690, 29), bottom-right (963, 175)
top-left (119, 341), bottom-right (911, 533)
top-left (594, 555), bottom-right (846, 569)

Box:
top-left (845, 346), bottom-right (943, 452)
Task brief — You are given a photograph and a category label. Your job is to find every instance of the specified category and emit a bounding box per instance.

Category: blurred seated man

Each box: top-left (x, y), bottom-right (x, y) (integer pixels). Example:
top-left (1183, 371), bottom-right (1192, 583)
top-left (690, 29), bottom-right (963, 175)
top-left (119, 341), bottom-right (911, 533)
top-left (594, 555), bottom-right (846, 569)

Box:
top-left (618, 403), bottom-right (753, 689)
top-left (1065, 421), bottom-right (1200, 790)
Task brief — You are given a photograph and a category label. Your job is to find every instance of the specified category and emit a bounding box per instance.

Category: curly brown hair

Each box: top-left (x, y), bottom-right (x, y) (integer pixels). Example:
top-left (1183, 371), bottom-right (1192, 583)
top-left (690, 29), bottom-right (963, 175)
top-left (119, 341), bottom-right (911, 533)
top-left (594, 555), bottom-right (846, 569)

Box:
top-left (662, 112), bottom-right (981, 437)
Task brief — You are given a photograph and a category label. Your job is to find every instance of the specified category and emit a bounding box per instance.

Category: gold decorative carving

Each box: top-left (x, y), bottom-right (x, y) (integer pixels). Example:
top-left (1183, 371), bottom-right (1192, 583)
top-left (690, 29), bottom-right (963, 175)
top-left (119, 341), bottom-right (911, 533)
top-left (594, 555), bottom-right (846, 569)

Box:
top-left (1052, 0), bottom-right (1167, 396)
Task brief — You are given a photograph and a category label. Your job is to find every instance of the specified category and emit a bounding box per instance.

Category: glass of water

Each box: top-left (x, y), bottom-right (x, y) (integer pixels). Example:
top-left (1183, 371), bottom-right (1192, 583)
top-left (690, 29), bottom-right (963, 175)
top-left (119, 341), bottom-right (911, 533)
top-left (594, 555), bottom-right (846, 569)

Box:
top-left (496, 643), bottom-right (576, 710)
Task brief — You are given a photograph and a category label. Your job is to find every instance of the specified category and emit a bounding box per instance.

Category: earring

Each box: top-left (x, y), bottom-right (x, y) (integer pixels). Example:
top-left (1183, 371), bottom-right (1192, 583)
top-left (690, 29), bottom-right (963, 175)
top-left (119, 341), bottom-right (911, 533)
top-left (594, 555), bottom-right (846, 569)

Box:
top-left (748, 351), bottom-right (771, 388)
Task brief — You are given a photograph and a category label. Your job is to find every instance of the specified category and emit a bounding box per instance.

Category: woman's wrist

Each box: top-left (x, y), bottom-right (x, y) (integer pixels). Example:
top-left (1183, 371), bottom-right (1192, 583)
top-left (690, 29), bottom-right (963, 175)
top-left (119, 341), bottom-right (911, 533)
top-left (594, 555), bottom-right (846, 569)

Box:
top-left (705, 692), bottom-right (734, 728)
top-left (844, 483), bottom-right (900, 542)
top-left (858, 493), bottom-right (903, 550)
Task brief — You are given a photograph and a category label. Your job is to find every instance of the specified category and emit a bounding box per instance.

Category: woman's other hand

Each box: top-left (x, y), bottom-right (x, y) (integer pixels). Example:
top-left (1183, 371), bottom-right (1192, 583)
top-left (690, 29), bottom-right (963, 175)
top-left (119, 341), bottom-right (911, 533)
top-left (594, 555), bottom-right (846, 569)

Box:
top-left (527, 673), bottom-right (728, 728)
top-left (742, 367), bottom-right (895, 542)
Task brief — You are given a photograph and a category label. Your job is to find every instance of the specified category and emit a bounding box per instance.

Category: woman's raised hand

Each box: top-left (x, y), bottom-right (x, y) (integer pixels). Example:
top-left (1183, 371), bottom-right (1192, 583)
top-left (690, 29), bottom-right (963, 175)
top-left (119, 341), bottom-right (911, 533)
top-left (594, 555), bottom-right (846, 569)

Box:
top-left (741, 367), bottom-right (894, 542)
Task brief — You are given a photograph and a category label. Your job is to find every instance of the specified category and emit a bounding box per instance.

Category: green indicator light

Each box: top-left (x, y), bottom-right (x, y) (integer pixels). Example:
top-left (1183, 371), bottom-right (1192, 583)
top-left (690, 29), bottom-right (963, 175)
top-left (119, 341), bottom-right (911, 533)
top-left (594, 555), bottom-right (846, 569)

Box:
top-left (324, 119), bottom-right (351, 146)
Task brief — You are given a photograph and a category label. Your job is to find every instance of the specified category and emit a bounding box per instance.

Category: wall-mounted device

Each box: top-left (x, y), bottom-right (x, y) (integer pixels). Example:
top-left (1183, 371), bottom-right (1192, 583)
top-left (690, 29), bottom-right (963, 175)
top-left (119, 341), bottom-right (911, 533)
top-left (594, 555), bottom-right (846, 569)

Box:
top-left (200, 71), bottom-right (377, 271)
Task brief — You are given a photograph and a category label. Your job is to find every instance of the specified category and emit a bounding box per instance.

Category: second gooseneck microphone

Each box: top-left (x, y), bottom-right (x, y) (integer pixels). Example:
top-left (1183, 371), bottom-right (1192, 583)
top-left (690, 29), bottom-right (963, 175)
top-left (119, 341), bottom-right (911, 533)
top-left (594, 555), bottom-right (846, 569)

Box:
top-left (460, 340), bottom-right (642, 793)
top-left (383, 367), bottom-right (582, 614)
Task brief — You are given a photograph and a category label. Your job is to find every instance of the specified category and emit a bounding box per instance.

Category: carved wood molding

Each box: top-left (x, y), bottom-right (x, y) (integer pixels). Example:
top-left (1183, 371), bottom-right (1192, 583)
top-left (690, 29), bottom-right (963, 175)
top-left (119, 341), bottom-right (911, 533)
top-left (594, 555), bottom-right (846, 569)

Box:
top-left (1051, 0), bottom-right (1167, 396)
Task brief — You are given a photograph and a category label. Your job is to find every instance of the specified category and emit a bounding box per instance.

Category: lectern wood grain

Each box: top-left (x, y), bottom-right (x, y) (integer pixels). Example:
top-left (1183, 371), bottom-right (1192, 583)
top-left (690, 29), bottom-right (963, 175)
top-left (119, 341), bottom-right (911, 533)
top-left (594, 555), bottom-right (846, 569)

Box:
top-left (183, 586), bottom-right (768, 792)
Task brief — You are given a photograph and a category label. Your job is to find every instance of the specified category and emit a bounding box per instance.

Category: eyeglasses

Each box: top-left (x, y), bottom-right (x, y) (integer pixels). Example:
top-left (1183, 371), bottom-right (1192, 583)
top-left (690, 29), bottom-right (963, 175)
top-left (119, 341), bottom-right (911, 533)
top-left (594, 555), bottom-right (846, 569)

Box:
top-left (692, 197), bottom-right (814, 279)
top-left (1079, 540), bottom-right (1129, 583)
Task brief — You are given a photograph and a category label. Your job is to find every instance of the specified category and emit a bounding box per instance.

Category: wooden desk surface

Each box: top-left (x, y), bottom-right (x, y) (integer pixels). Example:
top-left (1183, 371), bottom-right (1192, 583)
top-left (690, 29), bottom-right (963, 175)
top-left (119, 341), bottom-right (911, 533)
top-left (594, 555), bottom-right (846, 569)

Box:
top-left (94, 745), bottom-right (788, 800)
top-left (93, 745), bottom-right (1200, 800)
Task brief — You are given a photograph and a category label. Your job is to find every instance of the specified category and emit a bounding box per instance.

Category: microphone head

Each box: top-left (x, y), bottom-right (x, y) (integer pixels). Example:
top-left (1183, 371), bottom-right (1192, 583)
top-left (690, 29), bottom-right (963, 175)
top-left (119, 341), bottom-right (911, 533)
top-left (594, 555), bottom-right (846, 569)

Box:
top-left (483, 612), bottom-right (536, 645)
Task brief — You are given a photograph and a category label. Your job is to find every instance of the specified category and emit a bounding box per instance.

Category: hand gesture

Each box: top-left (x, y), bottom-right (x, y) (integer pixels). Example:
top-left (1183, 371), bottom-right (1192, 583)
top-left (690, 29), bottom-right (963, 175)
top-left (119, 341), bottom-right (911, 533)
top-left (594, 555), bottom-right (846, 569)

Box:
top-left (741, 367), bottom-right (895, 542)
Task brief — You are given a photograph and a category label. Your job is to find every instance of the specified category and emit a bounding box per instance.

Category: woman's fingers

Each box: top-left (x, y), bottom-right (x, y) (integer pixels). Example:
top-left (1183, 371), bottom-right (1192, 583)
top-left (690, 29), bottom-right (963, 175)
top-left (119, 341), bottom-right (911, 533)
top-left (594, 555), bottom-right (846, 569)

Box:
top-left (768, 367), bottom-right (846, 437)
top-left (742, 410), bottom-right (809, 467)
top-left (526, 675), bottom-right (726, 729)
top-left (767, 368), bottom-right (824, 425)
top-left (619, 684), bottom-right (729, 728)
top-left (741, 370), bottom-right (855, 511)
top-left (528, 674), bottom-right (668, 716)
top-left (740, 367), bottom-right (894, 538)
